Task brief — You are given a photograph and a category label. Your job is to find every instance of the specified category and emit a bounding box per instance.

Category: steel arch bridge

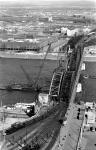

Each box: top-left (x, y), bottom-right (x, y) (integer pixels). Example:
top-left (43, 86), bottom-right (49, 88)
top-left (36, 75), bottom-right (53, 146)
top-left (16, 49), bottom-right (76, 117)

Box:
top-left (49, 44), bottom-right (84, 104)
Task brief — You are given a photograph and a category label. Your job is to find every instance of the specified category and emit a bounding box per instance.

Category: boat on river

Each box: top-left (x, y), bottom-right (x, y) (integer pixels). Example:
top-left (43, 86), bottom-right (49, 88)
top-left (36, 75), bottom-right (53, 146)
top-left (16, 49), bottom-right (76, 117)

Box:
top-left (0, 83), bottom-right (42, 93)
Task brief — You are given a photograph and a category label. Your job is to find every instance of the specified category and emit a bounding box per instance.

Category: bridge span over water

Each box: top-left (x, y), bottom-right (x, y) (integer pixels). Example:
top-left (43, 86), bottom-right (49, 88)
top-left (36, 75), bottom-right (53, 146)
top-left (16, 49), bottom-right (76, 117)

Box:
top-left (49, 43), bottom-right (84, 104)
top-left (1, 41), bottom-right (84, 150)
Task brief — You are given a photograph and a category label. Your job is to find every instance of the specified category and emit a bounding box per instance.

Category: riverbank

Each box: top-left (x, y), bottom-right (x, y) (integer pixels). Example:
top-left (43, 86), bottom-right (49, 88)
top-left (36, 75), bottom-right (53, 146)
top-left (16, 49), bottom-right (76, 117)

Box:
top-left (0, 51), bottom-right (65, 60)
top-left (1, 51), bottom-right (96, 62)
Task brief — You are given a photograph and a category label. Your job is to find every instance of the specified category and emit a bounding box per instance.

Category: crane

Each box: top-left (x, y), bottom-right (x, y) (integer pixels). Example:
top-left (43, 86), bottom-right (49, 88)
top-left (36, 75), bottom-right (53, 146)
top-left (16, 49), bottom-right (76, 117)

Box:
top-left (20, 65), bottom-right (34, 87)
top-left (1, 38), bottom-right (66, 93)
top-left (34, 43), bottom-right (51, 87)
top-left (19, 43), bottom-right (52, 93)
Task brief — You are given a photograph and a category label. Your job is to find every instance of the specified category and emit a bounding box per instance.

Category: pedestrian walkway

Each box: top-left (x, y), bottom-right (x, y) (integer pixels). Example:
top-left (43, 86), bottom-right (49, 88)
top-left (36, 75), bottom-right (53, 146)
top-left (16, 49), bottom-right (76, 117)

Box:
top-left (51, 102), bottom-right (85, 150)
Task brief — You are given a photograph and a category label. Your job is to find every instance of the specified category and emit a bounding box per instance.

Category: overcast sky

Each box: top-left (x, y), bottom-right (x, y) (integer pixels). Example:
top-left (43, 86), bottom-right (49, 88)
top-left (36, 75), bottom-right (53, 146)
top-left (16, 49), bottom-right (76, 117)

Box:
top-left (0, 0), bottom-right (95, 2)
top-left (0, 0), bottom-right (96, 7)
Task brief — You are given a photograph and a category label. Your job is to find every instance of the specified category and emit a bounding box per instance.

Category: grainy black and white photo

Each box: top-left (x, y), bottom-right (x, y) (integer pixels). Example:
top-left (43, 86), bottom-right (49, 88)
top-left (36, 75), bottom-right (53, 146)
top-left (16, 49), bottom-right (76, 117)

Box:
top-left (0, 0), bottom-right (96, 149)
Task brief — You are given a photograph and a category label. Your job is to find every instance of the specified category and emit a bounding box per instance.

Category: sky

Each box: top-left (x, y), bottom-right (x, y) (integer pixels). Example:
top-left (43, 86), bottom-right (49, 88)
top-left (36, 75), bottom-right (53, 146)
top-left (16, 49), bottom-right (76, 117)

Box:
top-left (0, 0), bottom-right (96, 7)
top-left (0, 0), bottom-right (95, 2)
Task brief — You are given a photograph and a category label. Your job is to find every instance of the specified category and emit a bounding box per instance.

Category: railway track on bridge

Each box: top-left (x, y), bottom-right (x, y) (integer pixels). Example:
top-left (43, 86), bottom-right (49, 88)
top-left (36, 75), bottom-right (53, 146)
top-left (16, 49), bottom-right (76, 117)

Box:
top-left (6, 102), bottom-right (67, 150)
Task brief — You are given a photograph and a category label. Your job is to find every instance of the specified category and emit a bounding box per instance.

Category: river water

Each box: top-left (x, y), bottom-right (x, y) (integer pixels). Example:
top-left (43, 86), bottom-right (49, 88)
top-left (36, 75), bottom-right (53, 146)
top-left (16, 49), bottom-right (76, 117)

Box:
top-left (0, 57), bottom-right (95, 105)
top-left (0, 57), bottom-right (58, 105)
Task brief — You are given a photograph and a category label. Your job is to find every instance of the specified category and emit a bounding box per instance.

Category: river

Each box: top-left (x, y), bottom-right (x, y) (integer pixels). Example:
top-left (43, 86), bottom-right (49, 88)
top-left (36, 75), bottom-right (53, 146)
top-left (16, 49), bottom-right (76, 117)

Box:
top-left (0, 57), bottom-right (95, 106)
top-left (0, 57), bottom-right (58, 105)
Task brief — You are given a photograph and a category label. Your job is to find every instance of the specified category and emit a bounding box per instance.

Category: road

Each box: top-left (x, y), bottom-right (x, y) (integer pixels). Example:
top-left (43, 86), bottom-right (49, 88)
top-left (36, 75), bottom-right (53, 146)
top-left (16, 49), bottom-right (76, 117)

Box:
top-left (5, 102), bottom-right (67, 150)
